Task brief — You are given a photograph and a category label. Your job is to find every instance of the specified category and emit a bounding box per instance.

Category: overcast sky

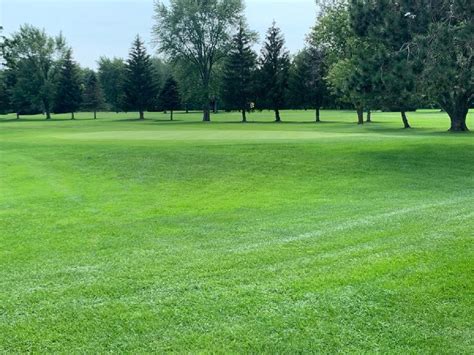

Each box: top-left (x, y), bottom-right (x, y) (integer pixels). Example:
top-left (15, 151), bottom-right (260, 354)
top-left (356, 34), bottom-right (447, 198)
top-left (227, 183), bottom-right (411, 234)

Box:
top-left (0, 0), bottom-right (317, 69)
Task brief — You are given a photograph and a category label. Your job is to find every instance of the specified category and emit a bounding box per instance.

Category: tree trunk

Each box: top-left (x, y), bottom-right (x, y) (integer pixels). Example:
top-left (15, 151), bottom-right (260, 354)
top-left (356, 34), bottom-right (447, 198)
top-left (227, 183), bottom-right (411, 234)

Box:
top-left (139, 111), bottom-right (144, 120)
top-left (366, 108), bottom-right (372, 123)
top-left (449, 114), bottom-right (469, 132)
top-left (94, 111), bottom-right (97, 120)
top-left (46, 111), bottom-right (51, 120)
top-left (356, 106), bottom-right (364, 125)
top-left (401, 111), bottom-right (411, 129)
top-left (203, 108), bottom-right (211, 122)
top-left (16, 113), bottom-right (20, 120)
top-left (71, 112), bottom-right (75, 120)
top-left (275, 109), bottom-right (281, 122)
top-left (316, 107), bottom-right (321, 123)
top-left (202, 75), bottom-right (211, 122)
top-left (170, 110), bottom-right (173, 121)
top-left (447, 107), bottom-right (469, 132)
top-left (185, 104), bottom-right (189, 114)
top-left (242, 108), bottom-right (247, 123)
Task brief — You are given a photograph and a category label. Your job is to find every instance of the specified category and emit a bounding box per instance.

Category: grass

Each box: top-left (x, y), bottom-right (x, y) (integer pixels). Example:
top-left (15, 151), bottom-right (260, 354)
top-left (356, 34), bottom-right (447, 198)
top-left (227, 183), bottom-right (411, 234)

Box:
top-left (0, 109), bottom-right (473, 352)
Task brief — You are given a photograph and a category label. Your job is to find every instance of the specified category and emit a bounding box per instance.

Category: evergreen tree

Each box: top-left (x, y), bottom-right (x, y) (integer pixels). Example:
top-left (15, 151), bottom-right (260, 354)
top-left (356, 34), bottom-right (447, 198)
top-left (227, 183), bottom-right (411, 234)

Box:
top-left (289, 46), bottom-right (328, 122)
top-left (222, 21), bottom-right (257, 122)
top-left (123, 36), bottom-right (156, 120)
top-left (259, 22), bottom-right (290, 122)
top-left (54, 48), bottom-right (82, 119)
top-left (159, 77), bottom-right (181, 121)
top-left (82, 70), bottom-right (103, 119)
top-left (98, 57), bottom-right (126, 113)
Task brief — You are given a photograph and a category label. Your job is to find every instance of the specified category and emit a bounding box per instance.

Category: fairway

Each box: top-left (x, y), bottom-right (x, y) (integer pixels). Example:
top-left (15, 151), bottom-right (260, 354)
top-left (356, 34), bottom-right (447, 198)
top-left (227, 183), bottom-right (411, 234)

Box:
top-left (1, 110), bottom-right (473, 352)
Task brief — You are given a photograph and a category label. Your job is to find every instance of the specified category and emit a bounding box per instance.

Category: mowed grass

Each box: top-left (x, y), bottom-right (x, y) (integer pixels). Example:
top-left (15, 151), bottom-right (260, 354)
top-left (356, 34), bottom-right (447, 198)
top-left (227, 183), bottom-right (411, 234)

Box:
top-left (0, 110), bottom-right (473, 352)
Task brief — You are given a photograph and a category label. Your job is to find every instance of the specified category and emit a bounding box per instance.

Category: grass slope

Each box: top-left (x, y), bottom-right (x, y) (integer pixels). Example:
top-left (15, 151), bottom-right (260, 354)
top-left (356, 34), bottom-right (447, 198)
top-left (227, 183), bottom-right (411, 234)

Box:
top-left (0, 110), bottom-right (473, 352)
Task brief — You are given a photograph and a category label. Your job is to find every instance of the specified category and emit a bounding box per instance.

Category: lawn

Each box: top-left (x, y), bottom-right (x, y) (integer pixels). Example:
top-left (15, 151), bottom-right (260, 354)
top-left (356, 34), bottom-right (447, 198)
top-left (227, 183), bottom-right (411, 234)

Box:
top-left (0, 110), bottom-right (473, 352)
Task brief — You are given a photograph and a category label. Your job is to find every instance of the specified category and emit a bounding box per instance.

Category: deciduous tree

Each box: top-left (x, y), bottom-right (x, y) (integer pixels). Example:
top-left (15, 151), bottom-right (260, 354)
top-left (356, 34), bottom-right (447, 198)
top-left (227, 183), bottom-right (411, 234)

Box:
top-left (312, 1), bottom-right (373, 124)
top-left (402, 0), bottom-right (473, 131)
top-left (98, 57), bottom-right (126, 113)
top-left (2, 25), bottom-right (66, 119)
top-left (153, 0), bottom-right (244, 122)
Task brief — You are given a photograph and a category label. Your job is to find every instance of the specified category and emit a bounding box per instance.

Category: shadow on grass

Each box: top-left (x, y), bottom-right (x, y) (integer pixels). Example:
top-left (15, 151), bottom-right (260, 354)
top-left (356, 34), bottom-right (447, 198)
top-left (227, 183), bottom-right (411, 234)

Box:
top-left (0, 118), bottom-right (86, 123)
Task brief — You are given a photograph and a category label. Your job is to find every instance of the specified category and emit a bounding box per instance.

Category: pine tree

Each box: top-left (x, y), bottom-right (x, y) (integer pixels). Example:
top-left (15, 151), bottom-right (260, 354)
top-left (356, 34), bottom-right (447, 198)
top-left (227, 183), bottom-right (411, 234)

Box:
top-left (54, 48), bottom-right (82, 120)
top-left (124, 36), bottom-right (156, 120)
top-left (259, 22), bottom-right (290, 122)
top-left (222, 21), bottom-right (257, 123)
top-left (289, 46), bottom-right (328, 122)
top-left (159, 77), bottom-right (181, 121)
top-left (82, 71), bottom-right (103, 119)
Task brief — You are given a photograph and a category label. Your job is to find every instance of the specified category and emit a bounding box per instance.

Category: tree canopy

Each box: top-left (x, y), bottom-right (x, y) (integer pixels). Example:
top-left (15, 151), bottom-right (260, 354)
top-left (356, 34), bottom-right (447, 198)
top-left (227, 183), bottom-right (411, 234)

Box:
top-left (153, 0), bottom-right (244, 121)
top-left (2, 25), bottom-right (66, 119)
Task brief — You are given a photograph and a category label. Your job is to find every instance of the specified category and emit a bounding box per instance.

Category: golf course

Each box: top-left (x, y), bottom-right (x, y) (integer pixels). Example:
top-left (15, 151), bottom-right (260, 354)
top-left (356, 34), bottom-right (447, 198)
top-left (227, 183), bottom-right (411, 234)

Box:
top-left (0, 110), bottom-right (472, 352)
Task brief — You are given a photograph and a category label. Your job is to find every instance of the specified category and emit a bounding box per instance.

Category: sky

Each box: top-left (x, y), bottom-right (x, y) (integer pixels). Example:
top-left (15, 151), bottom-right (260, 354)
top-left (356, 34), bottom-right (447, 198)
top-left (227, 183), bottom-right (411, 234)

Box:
top-left (0, 0), bottom-right (317, 69)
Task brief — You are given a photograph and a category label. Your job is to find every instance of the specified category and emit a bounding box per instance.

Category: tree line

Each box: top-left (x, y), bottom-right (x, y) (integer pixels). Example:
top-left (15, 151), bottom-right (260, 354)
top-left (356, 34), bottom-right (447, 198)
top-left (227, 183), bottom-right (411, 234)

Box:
top-left (0, 0), bottom-right (472, 131)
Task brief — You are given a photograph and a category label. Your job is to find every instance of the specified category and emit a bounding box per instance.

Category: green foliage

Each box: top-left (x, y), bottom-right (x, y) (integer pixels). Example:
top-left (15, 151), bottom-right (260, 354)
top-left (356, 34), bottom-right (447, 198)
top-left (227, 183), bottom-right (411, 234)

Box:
top-left (159, 76), bottom-right (181, 120)
top-left (349, 0), bottom-right (422, 128)
top-left (82, 70), bottom-right (104, 118)
top-left (8, 63), bottom-right (43, 116)
top-left (0, 71), bottom-right (11, 114)
top-left (98, 57), bottom-right (126, 113)
top-left (123, 36), bottom-right (156, 120)
top-left (259, 22), bottom-right (290, 122)
top-left (288, 46), bottom-right (328, 121)
top-left (401, 0), bottom-right (473, 131)
top-left (153, 0), bottom-right (244, 121)
top-left (54, 48), bottom-right (82, 118)
top-left (312, 0), bottom-right (352, 64)
top-left (222, 21), bottom-right (258, 121)
top-left (312, 1), bottom-right (372, 121)
top-left (1, 25), bottom-right (66, 119)
top-left (169, 59), bottom-right (203, 112)
top-left (148, 57), bottom-right (172, 111)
